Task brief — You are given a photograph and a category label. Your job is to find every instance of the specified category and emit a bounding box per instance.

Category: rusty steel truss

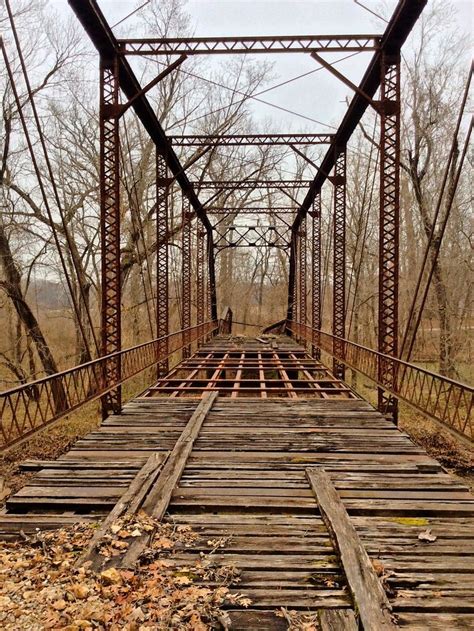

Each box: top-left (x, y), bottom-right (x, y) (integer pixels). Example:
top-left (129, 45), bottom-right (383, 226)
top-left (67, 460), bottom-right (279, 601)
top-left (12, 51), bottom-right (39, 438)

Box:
top-left (99, 56), bottom-right (121, 417)
top-left (331, 148), bottom-right (346, 380)
top-left (6, 0), bottom-right (468, 449)
top-left (72, 0), bottom-right (428, 416)
top-left (117, 35), bottom-right (380, 56)
top-left (311, 195), bottom-right (322, 359)
top-left (196, 180), bottom-right (313, 190)
top-left (156, 150), bottom-right (171, 377)
top-left (169, 134), bottom-right (333, 146)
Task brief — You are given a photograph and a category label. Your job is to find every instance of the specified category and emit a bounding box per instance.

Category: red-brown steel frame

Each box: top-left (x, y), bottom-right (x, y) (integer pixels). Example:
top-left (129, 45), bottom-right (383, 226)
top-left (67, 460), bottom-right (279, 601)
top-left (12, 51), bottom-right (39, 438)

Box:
top-left (99, 56), bottom-right (121, 417)
top-left (156, 150), bottom-right (170, 377)
top-left (311, 195), bottom-right (322, 359)
top-left (377, 53), bottom-right (400, 421)
top-left (331, 148), bottom-right (346, 380)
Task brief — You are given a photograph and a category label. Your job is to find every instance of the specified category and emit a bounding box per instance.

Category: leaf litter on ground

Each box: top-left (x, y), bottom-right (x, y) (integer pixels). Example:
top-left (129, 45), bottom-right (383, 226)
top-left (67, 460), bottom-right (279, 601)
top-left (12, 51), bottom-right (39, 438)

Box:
top-left (0, 512), bottom-right (250, 630)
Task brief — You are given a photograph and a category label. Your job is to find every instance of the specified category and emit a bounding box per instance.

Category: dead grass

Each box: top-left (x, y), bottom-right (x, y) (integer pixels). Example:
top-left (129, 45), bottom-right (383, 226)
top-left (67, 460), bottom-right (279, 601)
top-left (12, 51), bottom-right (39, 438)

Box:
top-left (353, 376), bottom-right (473, 481)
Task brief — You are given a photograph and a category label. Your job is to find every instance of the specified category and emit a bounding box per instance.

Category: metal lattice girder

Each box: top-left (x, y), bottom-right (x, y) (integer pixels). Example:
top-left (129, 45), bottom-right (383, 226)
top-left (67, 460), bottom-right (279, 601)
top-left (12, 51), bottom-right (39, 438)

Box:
top-left (169, 134), bottom-right (333, 146)
top-left (311, 195), bottom-right (322, 359)
top-left (156, 150), bottom-right (170, 377)
top-left (99, 56), bottom-right (121, 417)
top-left (332, 148), bottom-right (346, 380)
top-left (181, 198), bottom-right (192, 359)
top-left (207, 207), bottom-right (295, 214)
top-left (196, 225), bottom-right (205, 327)
top-left (195, 180), bottom-right (313, 190)
top-left (206, 236), bottom-right (213, 322)
top-left (118, 35), bottom-right (380, 56)
top-left (378, 53), bottom-right (400, 420)
top-left (298, 216), bottom-right (307, 327)
top-left (214, 225), bottom-right (290, 250)
top-left (292, 235), bottom-right (299, 325)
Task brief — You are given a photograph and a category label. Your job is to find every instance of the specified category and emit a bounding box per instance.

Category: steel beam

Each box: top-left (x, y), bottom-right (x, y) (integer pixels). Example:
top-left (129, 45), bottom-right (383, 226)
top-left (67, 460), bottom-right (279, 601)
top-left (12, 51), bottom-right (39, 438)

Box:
top-left (298, 217), bottom-right (307, 327)
top-left (197, 180), bottom-right (312, 190)
top-left (377, 53), bottom-right (400, 421)
top-left (169, 134), bottom-right (333, 146)
top-left (196, 225), bottom-right (205, 327)
top-left (206, 207), bottom-right (295, 214)
top-left (181, 198), bottom-right (192, 359)
top-left (332, 148), bottom-right (346, 380)
top-left (156, 151), bottom-right (170, 377)
top-left (99, 56), bottom-right (121, 417)
top-left (118, 35), bottom-right (380, 56)
top-left (311, 195), bottom-right (322, 359)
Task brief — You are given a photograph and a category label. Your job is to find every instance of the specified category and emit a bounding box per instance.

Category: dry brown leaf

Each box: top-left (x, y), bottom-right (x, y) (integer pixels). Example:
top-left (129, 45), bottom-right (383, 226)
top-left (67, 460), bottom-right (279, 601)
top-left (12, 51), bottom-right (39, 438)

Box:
top-left (100, 568), bottom-right (122, 585)
top-left (52, 598), bottom-right (67, 611)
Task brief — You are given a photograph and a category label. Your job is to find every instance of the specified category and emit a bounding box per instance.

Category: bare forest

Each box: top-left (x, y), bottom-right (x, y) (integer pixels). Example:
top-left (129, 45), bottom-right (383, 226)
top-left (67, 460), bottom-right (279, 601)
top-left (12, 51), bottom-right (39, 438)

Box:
top-left (0, 0), bottom-right (471, 390)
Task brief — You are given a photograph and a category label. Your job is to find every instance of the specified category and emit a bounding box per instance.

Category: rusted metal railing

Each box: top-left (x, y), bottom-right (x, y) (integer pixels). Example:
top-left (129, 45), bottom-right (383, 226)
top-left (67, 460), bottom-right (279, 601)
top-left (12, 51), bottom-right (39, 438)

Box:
top-left (0, 321), bottom-right (218, 452)
top-left (288, 322), bottom-right (473, 443)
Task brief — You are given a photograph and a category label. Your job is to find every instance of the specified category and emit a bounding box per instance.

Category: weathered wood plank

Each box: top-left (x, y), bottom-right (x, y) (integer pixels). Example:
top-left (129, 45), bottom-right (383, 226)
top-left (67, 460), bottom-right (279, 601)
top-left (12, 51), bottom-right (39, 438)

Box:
top-left (306, 467), bottom-right (396, 631)
top-left (121, 392), bottom-right (218, 566)
top-left (76, 451), bottom-right (168, 567)
top-left (319, 608), bottom-right (358, 631)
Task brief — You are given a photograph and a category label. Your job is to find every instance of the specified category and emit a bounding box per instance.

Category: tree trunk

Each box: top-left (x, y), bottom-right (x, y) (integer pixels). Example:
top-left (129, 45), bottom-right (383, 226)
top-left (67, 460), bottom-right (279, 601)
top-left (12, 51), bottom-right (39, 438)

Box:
top-left (0, 220), bottom-right (59, 377)
top-left (410, 167), bottom-right (455, 377)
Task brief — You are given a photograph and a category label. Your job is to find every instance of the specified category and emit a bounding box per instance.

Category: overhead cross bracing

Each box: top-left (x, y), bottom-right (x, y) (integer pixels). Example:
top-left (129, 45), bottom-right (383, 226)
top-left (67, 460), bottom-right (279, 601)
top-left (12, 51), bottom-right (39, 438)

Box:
top-left (169, 134), bottom-right (334, 146)
top-left (117, 34), bottom-right (381, 55)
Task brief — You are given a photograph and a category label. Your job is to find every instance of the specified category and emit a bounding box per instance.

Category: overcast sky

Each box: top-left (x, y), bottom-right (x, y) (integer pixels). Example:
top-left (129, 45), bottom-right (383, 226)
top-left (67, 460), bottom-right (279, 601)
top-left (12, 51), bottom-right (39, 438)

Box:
top-left (55, 0), bottom-right (472, 134)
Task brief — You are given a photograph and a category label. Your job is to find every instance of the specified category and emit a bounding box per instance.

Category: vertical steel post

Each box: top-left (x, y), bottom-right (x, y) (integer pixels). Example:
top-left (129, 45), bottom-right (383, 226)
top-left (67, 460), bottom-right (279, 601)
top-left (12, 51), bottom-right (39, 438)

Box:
top-left (332, 147), bottom-right (346, 380)
top-left (99, 56), bottom-right (121, 417)
top-left (196, 224), bottom-right (205, 327)
top-left (299, 216), bottom-right (307, 327)
top-left (206, 234), bottom-right (212, 322)
top-left (181, 197), bottom-right (192, 358)
top-left (311, 194), bottom-right (322, 359)
top-left (207, 229), bottom-right (218, 323)
top-left (286, 232), bottom-right (297, 326)
top-left (293, 234), bottom-right (299, 326)
top-left (156, 150), bottom-right (170, 377)
top-left (378, 53), bottom-right (400, 421)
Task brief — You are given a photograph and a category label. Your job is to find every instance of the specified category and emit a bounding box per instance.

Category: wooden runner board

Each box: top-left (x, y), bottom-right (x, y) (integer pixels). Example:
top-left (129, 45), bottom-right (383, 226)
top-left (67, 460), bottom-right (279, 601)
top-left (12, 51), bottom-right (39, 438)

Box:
top-left (120, 391), bottom-right (218, 566)
top-left (306, 467), bottom-right (396, 631)
top-left (76, 451), bottom-right (168, 567)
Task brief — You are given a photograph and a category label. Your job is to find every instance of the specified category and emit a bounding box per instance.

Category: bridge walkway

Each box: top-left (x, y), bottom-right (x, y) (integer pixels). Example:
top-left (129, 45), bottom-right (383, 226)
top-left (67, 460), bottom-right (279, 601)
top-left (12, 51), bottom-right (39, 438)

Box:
top-left (1, 337), bottom-right (473, 629)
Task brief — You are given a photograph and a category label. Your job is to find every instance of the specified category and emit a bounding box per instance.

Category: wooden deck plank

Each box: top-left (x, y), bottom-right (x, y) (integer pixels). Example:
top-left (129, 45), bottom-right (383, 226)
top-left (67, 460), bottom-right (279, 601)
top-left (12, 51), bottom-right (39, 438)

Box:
top-left (1, 336), bottom-right (473, 628)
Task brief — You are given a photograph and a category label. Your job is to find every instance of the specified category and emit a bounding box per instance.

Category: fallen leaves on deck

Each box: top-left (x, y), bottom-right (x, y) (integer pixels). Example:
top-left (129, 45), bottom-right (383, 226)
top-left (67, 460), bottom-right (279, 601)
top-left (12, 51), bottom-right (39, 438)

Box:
top-left (0, 516), bottom-right (249, 630)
